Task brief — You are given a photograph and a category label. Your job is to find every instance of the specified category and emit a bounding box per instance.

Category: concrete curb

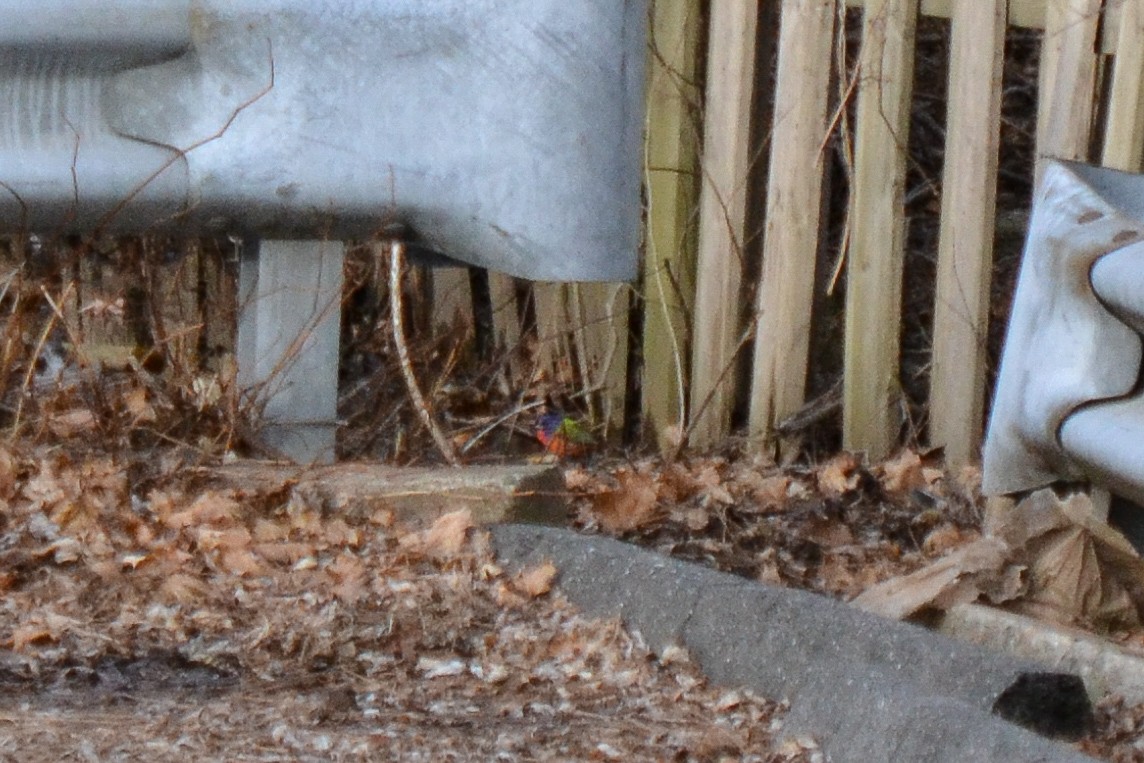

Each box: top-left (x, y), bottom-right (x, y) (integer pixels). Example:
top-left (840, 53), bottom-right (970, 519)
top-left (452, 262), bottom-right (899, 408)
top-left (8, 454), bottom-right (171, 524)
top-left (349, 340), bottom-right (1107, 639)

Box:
top-left (939, 602), bottom-right (1144, 705)
top-left (491, 525), bottom-right (1100, 763)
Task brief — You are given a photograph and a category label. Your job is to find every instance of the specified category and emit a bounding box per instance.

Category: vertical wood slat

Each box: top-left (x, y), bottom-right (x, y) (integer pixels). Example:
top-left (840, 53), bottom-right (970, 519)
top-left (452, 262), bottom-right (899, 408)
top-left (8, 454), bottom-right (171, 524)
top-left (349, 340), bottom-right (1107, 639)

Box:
top-left (1102, 0), bottom-right (1144, 172)
top-left (430, 267), bottom-right (473, 336)
top-left (845, 0), bottom-right (1044, 28)
top-left (642, 0), bottom-right (704, 452)
top-left (487, 273), bottom-right (521, 350)
top-left (841, 0), bottom-right (917, 459)
top-left (929, 0), bottom-right (1006, 468)
top-left (570, 283), bottom-right (630, 434)
top-left (529, 282), bottom-right (629, 433)
top-left (532, 282), bottom-right (569, 384)
top-left (688, 0), bottom-right (760, 448)
top-left (1034, 0), bottom-right (1101, 187)
top-left (748, 0), bottom-right (836, 442)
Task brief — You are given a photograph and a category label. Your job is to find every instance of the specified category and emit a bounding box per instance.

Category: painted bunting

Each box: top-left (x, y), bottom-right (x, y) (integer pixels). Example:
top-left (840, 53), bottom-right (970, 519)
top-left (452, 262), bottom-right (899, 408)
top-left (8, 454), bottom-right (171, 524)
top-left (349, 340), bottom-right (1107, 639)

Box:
top-left (534, 410), bottom-right (593, 458)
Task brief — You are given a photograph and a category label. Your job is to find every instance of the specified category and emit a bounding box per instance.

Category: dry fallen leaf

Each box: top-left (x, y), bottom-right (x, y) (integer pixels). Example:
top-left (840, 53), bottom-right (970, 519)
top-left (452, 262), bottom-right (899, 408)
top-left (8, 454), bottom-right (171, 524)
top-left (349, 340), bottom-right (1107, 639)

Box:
top-left (47, 409), bottom-right (97, 438)
top-left (163, 491), bottom-right (242, 529)
top-left (120, 552), bottom-right (149, 570)
top-left (513, 561), bottom-right (558, 598)
top-left (219, 548), bottom-right (264, 577)
top-left (802, 516), bottom-right (855, 548)
top-left (11, 623), bottom-right (56, 651)
top-left (563, 467), bottom-right (595, 492)
top-left (879, 449), bottom-right (925, 493)
top-left (0, 446), bottom-right (19, 501)
top-left (399, 508), bottom-right (473, 558)
top-left (923, 523), bottom-right (967, 556)
top-left (328, 552), bottom-right (368, 604)
top-left (657, 463), bottom-right (698, 503)
top-left (682, 507), bottom-right (710, 532)
top-left (591, 470), bottom-right (660, 534)
top-left (743, 473), bottom-right (790, 511)
top-left (324, 518), bottom-right (361, 548)
top-left (852, 536), bottom-right (1013, 619)
top-left (123, 386), bottom-right (157, 423)
top-left (817, 453), bottom-right (860, 496)
top-left (416, 656), bottom-right (467, 679)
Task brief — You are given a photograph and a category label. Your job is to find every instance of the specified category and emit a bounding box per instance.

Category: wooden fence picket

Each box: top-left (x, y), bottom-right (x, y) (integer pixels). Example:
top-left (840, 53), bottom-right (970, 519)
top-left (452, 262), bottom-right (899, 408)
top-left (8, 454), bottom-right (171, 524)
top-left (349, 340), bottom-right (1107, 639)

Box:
top-left (430, 267), bottom-right (473, 337)
top-left (642, 0), bottom-right (704, 452)
top-left (1102, 0), bottom-right (1144, 172)
top-left (929, 0), bottom-right (1007, 468)
top-left (409, 0), bottom-right (1144, 465)
top-left (487, 274), bottom-right (521, 349)
top-left (748, 0), bottom-right (837, 446)
top-left (688, 0), bottom-right (761, 448)
top-left (841, 0), bottom-right (917, 459)
top-left (569, 283), bottom-right (631, 435)
top-left (1034, 0), bottom-right (1101, 186)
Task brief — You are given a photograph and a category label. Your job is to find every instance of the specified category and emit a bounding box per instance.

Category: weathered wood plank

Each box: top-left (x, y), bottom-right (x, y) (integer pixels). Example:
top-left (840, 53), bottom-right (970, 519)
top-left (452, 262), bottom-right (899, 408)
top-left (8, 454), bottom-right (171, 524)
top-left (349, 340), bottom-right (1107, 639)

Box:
top-left (929, 0), bottom-right (1006, 468)
top-left (569, 282), bottom-right (630, 434)
top-left (430, 267), bottom-right (473, 336)
top-left (531, 282), bottom-right (572, 386)
top-left (488, 273), bottom-right (521, 352)
top-left (689, 0), bottom-right (760, 448)
top-left (1102, 0), bottom-right (1144, 172)
top-left (1034, 0), bottom-right (1101, 188)
top-left (848, 0), bottom-right (1131, 53)
top-left (237, 240), bottom-right (344, 464)
top-left (748, 0), bottom-right (836, 445)
top-left (841, 0), bottom-right (917, 458)
top-left (642, 0), bottom-right (703, 452)
top-left (845, 0), bottom-right (1042, 29)
top-left (209, 461), bottom-right (567, 527)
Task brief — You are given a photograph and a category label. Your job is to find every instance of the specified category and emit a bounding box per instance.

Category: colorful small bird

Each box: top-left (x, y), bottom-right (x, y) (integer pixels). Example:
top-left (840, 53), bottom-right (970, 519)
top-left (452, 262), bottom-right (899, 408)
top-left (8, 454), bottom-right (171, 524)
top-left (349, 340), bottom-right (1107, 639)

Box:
top-left (534, 409), bottom-right (594, 458)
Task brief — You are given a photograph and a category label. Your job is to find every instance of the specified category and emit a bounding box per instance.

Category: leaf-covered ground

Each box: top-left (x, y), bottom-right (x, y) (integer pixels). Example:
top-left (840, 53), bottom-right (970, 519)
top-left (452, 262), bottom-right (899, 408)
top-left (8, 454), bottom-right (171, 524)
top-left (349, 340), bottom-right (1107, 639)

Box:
top-left (3, 433), bottom-right (1144, 759)
top-left (3, 363), bottom-right (1144, 760)
top-left (564, 447), bottom-right (1144, 762)
top-left (0, 446), bottom-right (820, 762)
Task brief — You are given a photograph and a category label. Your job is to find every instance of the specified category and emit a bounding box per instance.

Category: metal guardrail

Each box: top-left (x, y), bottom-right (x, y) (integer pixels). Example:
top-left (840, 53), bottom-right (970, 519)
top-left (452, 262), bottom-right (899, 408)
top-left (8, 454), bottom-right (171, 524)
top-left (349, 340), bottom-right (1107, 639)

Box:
top-left (984, 160), bottom-right (1144, 505)
top-left (0, 0), bottom-right (646, 282)
top-left (0, 1), bottom-right (647, 461)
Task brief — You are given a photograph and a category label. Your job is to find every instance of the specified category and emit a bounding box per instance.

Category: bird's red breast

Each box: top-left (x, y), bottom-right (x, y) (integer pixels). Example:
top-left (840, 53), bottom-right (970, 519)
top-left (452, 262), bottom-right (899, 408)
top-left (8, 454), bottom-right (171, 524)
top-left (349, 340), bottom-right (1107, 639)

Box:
top-left (535, 411), bottom-right (591, 458)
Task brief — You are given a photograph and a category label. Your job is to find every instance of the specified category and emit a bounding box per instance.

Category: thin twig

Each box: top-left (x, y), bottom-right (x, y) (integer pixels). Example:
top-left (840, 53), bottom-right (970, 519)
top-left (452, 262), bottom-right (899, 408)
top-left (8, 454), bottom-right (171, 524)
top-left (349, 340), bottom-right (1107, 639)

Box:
top-left (675, 322), bottom-right (755, 462)
top-left (389, 240), bottom-right (459, 466)
top-left (94, 39), bottom-right (277, 236)
top-left (10, 283), bottom-right (74, 439)
top-left (459, 399), bottom-right (546, 456)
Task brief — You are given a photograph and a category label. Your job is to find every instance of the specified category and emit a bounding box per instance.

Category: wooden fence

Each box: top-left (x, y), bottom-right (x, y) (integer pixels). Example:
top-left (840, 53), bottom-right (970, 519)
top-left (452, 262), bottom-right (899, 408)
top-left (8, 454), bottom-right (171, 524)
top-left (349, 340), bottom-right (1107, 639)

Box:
top-left (516, 0), bottom-right (1144, 466)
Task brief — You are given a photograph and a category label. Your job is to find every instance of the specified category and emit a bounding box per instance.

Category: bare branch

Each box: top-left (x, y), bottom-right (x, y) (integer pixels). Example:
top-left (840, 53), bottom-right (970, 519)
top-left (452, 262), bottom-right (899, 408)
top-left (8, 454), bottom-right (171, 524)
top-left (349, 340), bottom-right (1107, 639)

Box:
top-left (389, 240), bottom-right (459, 466)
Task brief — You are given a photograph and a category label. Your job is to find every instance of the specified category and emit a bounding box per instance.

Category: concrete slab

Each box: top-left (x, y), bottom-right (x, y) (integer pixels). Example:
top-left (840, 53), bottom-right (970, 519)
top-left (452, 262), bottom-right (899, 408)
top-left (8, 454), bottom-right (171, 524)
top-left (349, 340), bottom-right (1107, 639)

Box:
top-left (209, 462), bottom-right (567, 526)
top-left (939, 602), bottom-right (1144, 705)
top-left (491, 525), bottom-right (1101, 763)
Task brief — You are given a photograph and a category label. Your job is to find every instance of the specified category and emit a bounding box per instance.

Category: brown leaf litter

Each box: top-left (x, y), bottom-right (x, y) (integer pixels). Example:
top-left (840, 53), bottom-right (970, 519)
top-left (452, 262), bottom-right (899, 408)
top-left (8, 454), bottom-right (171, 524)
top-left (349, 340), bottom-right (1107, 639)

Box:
top-left (853, 489), bottom-right (1144, 634)
top-left (568, 449), bottom-right (1144, 760)
top-left (0, 445), bottom-right (817, 762)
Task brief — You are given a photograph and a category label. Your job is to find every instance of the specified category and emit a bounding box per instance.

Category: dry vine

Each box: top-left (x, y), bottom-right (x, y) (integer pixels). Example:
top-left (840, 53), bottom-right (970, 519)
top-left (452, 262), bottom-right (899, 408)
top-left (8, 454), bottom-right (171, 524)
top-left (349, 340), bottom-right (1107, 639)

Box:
top-left (388, 240), bottom-right (459, 465)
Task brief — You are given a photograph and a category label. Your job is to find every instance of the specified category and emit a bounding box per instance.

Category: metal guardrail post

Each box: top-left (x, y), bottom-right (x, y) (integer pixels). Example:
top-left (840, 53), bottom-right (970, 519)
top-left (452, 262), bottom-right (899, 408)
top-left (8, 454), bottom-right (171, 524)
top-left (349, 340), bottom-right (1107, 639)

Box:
top-left (984, 160), bottom-right (1144, 504)
top-left (237, 239), bottom-right (343, 464)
